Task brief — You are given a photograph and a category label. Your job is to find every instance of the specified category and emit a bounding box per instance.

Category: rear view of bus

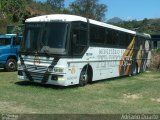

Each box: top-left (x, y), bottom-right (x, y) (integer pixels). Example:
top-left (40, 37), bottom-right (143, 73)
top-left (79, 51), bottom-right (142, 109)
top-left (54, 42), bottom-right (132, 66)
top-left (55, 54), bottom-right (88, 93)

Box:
top-left (18, 14), bottom-right (151, 86)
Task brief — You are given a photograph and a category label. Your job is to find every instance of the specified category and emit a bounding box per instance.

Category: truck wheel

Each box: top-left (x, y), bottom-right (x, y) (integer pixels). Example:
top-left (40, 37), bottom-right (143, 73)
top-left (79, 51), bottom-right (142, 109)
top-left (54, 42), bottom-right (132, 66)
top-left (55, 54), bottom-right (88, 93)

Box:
top-left (5, 59), bottom-right (17, 72)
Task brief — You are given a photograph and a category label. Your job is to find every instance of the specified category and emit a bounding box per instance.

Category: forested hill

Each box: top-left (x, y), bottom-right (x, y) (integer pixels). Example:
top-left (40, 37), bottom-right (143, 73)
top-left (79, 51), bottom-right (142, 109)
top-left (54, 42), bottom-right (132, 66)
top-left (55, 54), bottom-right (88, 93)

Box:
top-left (108, 18), bottom-right (160, 35)
top-left (0, 0), bottom-right (160, 35)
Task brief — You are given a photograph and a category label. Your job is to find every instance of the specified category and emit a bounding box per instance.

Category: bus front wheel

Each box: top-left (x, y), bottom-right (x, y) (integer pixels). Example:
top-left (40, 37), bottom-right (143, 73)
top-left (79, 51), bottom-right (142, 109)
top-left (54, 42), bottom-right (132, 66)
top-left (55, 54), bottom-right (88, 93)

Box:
top-left (79, 69), bottom-right (88, 86)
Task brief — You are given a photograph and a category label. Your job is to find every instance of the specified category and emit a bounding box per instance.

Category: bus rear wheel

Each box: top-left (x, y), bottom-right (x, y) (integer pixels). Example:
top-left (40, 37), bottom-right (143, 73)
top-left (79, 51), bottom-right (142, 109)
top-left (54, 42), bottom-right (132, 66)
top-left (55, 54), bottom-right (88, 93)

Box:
top-left (131, 63), bottom-right (138, 75)
top-left (5, 58), bottom-right (17, 72)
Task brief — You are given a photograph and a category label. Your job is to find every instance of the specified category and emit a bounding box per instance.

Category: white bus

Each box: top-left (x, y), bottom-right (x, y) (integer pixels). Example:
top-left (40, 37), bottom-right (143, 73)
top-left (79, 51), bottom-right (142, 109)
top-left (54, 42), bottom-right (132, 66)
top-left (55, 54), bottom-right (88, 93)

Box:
top-left (18, 14), bottom-right (151, 86)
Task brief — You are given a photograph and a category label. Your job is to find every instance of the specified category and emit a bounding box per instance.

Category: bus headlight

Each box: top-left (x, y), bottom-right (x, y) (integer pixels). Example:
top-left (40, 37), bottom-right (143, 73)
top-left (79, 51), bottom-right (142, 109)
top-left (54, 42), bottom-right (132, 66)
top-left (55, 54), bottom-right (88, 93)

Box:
top-left (48, 66), bottom-right (64, 73)
top-left (54, 68), bottom-right (64, 73)
top-left (48, 66), bottom-right (54, 72)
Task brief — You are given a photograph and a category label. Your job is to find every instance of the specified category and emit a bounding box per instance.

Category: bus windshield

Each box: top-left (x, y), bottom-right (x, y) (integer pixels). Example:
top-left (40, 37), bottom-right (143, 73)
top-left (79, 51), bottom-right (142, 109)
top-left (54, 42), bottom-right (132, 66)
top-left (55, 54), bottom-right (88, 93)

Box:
top-left (0, 38), bottom-right (11, 46)
top-left (23, 22), bottom-right (68, 54)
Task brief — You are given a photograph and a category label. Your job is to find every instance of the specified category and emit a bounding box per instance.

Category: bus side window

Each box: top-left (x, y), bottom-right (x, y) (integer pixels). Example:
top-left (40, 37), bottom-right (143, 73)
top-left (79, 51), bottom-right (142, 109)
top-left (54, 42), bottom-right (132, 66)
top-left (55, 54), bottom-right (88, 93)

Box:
top-left (136, 36), bottom-right (143, 49)
top-left (119, 32), bottom-right (127, 47)
top-left (72, 29), bottom-right (87, 55)
top-left (142, 38), bottom-right (145, 49)
top-left (135, 36), bottom-right (139, 49)
top-left (90, 24), bottom-right (105, 45)
top-left (104, 30), bottom-right (108, 44)
top-left (106, 29), bottom-right (112, 45)
top-left (106, 29), bottom-right (119, 46)
top-left (125, 34), bottom-right (133, 47)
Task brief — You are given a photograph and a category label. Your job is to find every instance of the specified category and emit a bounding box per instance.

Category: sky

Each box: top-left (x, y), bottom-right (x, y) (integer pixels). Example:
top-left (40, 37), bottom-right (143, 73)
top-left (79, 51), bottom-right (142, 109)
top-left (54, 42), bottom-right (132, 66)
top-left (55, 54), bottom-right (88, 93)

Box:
top-left (36, 0), bottom-right (160, 21)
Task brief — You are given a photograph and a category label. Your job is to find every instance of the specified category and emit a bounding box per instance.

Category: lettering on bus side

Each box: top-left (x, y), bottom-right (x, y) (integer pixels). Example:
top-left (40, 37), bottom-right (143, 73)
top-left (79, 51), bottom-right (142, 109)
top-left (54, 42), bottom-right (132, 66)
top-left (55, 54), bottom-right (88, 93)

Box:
top-left (96, 55), bottom-right (133, 69)
top-left (97, 55), bottom-right (122, 61)
top-left (96, 61), bottom-right (120, 68)
top-left (99, 48), bottom-right (125, 55)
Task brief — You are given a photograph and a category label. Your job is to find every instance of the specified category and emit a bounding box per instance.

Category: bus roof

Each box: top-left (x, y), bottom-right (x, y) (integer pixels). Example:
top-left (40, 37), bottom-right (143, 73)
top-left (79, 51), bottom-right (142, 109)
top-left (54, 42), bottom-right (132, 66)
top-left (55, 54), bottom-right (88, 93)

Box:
top-left (26, 14), bottom-right (151, 39)
top-left (26, 14), bottom-right (87, 23)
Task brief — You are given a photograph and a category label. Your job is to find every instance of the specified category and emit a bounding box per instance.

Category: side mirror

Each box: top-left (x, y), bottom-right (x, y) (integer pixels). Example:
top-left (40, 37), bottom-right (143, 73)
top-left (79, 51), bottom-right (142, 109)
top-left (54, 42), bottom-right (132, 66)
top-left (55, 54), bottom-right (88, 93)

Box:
top-left (72, 34), bottom-right (77, 45)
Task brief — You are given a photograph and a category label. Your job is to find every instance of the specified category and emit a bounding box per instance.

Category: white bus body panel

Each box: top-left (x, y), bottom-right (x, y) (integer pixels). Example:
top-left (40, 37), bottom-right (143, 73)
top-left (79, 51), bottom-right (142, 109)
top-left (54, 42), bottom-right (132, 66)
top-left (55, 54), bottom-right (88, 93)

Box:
top-left (18, 47), bottom-right (126, 86)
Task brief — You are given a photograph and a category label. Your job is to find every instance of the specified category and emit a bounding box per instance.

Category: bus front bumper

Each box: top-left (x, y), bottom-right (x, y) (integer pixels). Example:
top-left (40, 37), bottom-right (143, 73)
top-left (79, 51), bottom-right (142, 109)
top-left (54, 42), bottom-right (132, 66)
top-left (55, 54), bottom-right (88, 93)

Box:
top-left (18, 70), bottom-right (67, 86)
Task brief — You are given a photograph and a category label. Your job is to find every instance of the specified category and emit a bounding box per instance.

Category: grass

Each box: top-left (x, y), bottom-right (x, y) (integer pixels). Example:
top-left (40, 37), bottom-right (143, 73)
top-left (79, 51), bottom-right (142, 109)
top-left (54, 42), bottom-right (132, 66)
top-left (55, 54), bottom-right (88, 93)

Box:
top-left (0, 70), bottom-right (160, 114)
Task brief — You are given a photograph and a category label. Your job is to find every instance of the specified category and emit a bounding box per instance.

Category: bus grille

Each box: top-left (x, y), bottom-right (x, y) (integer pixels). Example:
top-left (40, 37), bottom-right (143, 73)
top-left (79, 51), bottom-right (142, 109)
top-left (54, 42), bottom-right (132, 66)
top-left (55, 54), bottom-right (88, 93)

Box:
top-left (26, 65), bottom-right (48, 81)
top-left (21, 56), bottom-right (59, 81)
top-left (30, 72), bottom-right (44, 81)
top-left (26, 65), bottom-right (48, 73)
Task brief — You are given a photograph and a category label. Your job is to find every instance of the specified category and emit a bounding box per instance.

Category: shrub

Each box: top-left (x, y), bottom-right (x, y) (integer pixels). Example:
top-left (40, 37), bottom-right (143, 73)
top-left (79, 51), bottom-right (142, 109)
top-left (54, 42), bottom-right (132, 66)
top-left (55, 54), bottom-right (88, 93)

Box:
top-left (149, 51), bottom-right (160, 71)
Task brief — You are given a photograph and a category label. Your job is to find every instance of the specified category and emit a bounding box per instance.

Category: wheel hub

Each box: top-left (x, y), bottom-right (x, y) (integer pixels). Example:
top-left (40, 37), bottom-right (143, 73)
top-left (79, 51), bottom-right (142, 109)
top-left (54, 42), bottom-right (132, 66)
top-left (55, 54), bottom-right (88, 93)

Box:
top-left (8, 62), bottom-right (16, 70)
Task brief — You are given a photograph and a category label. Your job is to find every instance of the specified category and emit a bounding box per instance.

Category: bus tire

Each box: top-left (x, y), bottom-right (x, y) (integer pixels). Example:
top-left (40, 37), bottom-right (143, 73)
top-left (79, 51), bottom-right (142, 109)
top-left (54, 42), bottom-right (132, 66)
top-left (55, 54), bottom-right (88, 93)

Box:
top-left (131, 63), bottom-right (138, 75)
top-left (5, 58), bottom-right (17, 72)
top-left (79, 69), bottom-right (89, 87)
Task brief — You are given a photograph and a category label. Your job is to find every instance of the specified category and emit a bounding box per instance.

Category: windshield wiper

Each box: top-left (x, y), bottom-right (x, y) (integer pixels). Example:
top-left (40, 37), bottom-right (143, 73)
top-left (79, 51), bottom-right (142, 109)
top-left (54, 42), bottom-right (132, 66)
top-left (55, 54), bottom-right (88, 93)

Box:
top-left (43, 49), bottom-right (50, 58)
top-left (40, 42), bottom-right (50, 58)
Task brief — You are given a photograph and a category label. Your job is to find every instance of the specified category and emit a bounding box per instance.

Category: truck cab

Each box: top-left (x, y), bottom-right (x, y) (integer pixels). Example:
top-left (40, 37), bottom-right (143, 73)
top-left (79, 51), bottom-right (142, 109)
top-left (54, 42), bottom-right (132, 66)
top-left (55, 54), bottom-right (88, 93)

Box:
top-left (0, 34), bottom-right (22, 71)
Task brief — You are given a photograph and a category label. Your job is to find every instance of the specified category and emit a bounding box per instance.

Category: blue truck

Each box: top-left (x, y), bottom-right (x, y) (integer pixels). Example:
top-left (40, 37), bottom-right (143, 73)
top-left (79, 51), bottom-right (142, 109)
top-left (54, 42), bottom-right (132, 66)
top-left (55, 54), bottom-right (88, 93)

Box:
top-left (0, 34), bottom-right (22, 71)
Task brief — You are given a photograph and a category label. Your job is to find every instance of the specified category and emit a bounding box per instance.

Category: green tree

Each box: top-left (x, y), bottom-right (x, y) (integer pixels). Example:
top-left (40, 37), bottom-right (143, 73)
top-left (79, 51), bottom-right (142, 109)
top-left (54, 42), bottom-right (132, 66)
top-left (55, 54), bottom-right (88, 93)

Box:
top-left (47, 0), bottom-right (64, 11)
top-left (0, 1), bottom-right (1, 9)
top-left (69, 0), bottom-right (107, 21)
top-left (1, 0), bottom-right (26, 23)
